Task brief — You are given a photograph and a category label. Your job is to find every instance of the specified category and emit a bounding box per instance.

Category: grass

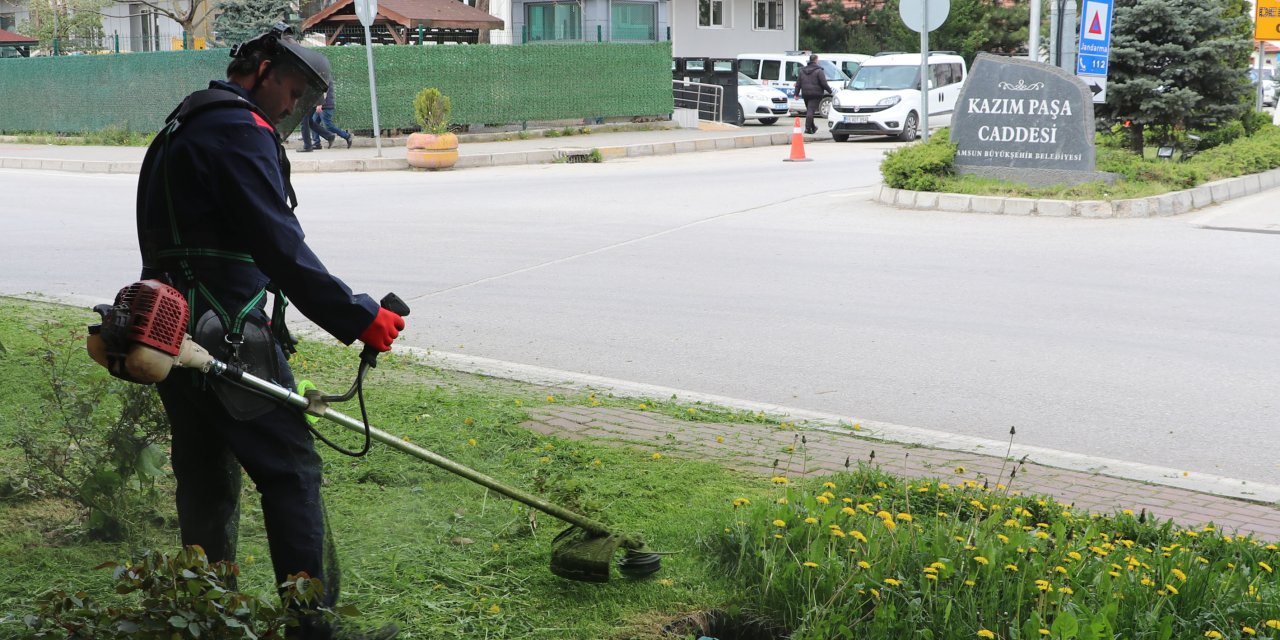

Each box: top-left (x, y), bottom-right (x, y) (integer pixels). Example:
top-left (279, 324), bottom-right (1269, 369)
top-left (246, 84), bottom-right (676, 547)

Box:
top-left (7, 125), bottom-right (155, 147)
top-left (883, 124), bottom-right (1280, 201)
top-left (1, 298), bottom-right (1275, 639)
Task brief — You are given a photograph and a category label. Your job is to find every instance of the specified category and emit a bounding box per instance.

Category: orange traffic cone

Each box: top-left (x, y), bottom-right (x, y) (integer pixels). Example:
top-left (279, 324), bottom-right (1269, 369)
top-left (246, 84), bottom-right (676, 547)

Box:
top-left (783, 117), bottom-right (812, 162)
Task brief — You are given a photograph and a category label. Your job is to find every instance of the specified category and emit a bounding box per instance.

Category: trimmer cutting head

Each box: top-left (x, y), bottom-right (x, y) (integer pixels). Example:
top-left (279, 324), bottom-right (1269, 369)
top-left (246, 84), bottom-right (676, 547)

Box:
top-left (549, 526), bottom-right (662, 583)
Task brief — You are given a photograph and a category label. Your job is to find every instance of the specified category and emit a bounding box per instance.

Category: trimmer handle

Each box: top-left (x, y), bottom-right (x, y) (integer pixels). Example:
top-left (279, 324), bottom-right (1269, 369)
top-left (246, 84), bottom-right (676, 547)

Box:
top-left (360, 293), bottom-right (411, 368)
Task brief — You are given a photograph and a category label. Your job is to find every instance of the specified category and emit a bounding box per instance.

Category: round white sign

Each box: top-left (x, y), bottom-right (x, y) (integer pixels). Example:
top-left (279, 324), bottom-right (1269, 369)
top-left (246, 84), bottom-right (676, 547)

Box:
top-left (899, 0), bottom-right (949, 33)
top-left (354, 0), bottom-right (377, 27)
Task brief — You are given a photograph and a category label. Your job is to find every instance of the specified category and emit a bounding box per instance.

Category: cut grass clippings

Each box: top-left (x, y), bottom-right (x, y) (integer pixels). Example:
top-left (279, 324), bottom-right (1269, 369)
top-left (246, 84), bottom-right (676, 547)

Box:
top-left (1, 298), bottom-right (1276, 639)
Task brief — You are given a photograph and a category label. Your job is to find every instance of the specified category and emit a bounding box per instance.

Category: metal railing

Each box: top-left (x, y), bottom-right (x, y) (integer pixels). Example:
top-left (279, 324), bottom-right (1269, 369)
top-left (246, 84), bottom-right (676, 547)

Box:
top-left (672, 79), bottom-right (724, 123)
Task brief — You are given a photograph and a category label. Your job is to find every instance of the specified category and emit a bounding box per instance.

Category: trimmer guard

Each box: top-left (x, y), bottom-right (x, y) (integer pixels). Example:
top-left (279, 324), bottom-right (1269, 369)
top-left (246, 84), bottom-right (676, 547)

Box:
top-left (550, 526), bottom-right (621, 583)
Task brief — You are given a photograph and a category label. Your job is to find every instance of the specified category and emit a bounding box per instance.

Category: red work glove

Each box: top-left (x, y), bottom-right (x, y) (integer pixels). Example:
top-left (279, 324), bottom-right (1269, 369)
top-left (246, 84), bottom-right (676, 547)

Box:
top-left (359, 307), bottom-right (405, 352)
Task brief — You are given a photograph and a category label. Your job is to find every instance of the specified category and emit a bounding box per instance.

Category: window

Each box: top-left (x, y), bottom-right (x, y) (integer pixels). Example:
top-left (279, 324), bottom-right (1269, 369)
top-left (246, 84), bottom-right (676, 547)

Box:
top-left (754, 0), bottom-right (782, 30)
top-left (760, 59), bottom-right (781, 81)
top-left (784, 61), bottom-right (801, 82)
top-left (526, 2), bottom-right (582, 41)
top-left (699, 0), bottom-right (725, 27)
top-left (931, 63), bottom-right (953, 87)
top-left (611, 2), bottom-right (655, 41)
top-left (739, 58), bottom-right (761, 79)
top-left (0, 13), bottom-right (13, 31)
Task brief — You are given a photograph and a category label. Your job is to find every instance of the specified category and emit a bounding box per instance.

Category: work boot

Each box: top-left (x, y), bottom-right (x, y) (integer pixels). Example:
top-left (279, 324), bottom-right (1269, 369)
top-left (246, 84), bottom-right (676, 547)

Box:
top-left (325, 136), bottom-right (336, 149)
top-left (345, 135), bottom-right (353, 149)
top-left (332, 620), bottom-right (399, 640)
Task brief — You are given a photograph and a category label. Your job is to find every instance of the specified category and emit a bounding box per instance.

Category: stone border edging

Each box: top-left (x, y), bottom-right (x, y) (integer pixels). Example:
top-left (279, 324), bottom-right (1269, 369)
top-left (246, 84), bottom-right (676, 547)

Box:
top-left (875, 167), bottom-right (1280, 217)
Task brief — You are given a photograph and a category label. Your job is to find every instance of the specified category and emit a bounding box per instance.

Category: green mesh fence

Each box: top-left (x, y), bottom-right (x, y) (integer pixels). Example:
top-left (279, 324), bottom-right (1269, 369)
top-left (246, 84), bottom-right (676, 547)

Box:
top-left (0, 42), bottom-right (673, 134)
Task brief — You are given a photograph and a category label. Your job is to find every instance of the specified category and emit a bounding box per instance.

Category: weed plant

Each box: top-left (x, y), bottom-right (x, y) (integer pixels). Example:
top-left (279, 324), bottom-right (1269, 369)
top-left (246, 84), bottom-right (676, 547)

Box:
top-left (13, 125), bottom-right (154, 146)
top-left (713, 462), bottom-right (1280, 639)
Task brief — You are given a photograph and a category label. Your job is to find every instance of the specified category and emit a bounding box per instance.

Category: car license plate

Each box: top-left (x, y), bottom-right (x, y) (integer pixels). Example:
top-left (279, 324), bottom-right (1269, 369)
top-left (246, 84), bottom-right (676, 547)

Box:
top-left (847, 115), bottom-right (868, 124)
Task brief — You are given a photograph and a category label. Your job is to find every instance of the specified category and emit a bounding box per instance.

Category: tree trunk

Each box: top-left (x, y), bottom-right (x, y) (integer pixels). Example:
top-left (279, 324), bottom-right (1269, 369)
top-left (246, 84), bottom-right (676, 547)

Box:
top-left (1127, 122), bottom-right (1144, 156)
top-left (476, 0), bottom-right (490, 43)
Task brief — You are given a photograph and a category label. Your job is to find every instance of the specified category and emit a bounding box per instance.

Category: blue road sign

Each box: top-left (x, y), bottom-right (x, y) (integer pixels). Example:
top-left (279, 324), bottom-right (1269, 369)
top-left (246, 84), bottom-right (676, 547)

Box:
top-left (1076, 0), bottom-right (1114, 104)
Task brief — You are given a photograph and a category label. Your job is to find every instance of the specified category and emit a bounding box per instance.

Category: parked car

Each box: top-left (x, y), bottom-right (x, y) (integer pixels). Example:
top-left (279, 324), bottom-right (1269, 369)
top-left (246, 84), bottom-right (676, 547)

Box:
top-left (736, 52), bottom-right (850, 118)
top-left (735, 72), bottom-right (790, 125)
top-left (827, 51), bottom-right (967, 142)
top-left (1248, 68), bottom-right (1277, 107)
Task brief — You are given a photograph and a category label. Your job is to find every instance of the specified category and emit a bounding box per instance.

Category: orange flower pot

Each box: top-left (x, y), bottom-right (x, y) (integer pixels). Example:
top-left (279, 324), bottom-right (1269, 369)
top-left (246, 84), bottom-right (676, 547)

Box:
top-left (406, 132), bottom-right (459, 170)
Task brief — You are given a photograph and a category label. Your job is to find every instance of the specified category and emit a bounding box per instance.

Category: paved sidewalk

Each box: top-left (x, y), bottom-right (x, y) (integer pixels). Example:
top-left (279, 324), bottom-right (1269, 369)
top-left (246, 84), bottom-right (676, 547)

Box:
top-left (523, 405), bottom-right (1280, 540)
top-left (0, 123), bottom-right (829, 174)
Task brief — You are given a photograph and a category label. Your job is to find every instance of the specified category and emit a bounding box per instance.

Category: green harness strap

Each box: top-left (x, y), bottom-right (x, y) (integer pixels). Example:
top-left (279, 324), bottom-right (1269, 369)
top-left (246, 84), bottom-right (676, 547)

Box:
top-left (158, 119), bottom-right (274, 338)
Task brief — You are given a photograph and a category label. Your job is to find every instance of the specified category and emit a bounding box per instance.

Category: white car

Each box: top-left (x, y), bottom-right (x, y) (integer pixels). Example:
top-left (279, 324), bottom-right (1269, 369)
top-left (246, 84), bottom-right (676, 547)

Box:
top-left (828, 52), bottom-right (967, 142)
top-left (736, 52), bottom-right (849, 118)
top-left (734, 72), bottom-right (790, 125)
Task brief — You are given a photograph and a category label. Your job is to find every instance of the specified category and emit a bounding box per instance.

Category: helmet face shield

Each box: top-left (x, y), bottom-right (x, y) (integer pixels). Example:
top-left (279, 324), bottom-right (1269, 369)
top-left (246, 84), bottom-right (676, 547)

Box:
top-left (231, 22), bottom-right (332, 139)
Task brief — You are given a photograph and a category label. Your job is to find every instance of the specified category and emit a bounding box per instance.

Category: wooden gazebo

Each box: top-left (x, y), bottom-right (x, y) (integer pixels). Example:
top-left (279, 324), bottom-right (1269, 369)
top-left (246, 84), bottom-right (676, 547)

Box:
top-left (301, 0), bottom-right (505, 45)
top-left (0, 28), bottom-right (38, 57)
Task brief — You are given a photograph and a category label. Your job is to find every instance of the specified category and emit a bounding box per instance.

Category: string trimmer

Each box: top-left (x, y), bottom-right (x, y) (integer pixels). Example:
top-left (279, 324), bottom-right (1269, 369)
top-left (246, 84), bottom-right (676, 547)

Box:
top-left (86, 279), bottom-right (662, 583)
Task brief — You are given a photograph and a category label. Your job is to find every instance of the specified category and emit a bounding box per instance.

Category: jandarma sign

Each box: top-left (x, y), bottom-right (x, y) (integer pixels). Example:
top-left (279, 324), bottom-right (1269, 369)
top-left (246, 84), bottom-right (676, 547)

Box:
top-left (950, 54), bottom-right (1107, 185)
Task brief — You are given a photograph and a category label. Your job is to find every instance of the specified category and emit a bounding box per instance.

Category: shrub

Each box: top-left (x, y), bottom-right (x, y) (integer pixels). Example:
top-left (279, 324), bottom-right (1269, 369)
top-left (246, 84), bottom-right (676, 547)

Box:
top-left (12, 325), bottom-right (170, 541)
top-left (880, 131), bottom-right (957, 191)
top-left (712, 466), bottom-right (1280, 640)
top-left (412, 88), bottom-right (451, 135)
top-left (21, 546), bottom-right (343, 639)
top-left (1241, 109), bottom-right (1273, 137)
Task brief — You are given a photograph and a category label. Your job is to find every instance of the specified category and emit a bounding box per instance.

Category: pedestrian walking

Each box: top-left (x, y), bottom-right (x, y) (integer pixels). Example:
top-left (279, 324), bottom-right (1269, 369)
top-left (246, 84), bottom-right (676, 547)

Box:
top-left (311, 82), bottom-right (353, 149)
top-left (135, 22), bottom-right (401, 640)
top-left (796, 53), bottom-right (833, 135)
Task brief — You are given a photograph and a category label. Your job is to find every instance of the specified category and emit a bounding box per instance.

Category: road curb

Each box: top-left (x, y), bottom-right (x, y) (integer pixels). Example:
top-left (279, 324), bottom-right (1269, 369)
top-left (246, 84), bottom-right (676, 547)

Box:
top-left (875, 167), bottom-right (1280, 217)
top-left (0, 130), bottom-right (815, 175)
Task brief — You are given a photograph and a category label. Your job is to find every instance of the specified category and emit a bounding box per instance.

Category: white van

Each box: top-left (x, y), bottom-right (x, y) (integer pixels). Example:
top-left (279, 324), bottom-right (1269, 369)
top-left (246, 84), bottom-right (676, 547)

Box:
top-left (821, 53), bottom-right (871, 82)
top-left (827, 52), bottom-right (967, 142)
top-left (736, 52), bottom-right (849, 117)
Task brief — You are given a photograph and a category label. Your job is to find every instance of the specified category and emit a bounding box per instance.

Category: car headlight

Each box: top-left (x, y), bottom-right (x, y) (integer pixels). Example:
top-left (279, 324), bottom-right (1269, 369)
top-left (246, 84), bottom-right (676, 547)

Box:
top-left (876, 95), bottom-right (901, 107)
top-left (831, 94), bottom-right (843, 108)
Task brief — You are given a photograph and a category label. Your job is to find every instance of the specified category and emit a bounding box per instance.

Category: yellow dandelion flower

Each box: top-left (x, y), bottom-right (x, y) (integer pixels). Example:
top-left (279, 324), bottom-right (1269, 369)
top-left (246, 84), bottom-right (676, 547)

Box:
top-left (997, 534), bottom-right (1010, 544)
top-left (954, 466), bottom-right (966, 475)
top-left (687, 407), bottom-right (696, 414)
top-left (876, 510), bottom-right (893, 520)
top-left (1165, 584), bottom-right (1179, 595)
top-left (246, 555), bottom-right (255, 564)
top-left (881, 518), bottom-right (897, 531)
top-left (538, 456), bottom-right (550, 464)
top-left (773, 519), bottom-right (787, 527)
top-left (1267, 621), bottom-right (1280, 630)
top-left (716, 435), bottom-right (725, 443)
top-left (1171, 568), bottom-right (1186, 581)
top-left (823, 481), bottom-right (837, 489)
top-left (777, 497), bottom-right (788, 504)
top-left (851, 530), bottom-right (868, 543)
top-left (487, 603), bottom-right (502, 614)
top-left (802, 561), bottom-right (819, 568)
top-left (1004, 519), bottom-right (1021, 527)
top-left (467, 438), bottom-right (477, 446)
top-left (964, 579), bottom-right (976, 586)
top-left (937, 512), bottom-right (949, 518)
top-left (546, 395), bottom-right (556, 402)
top-left (858, 560), bottom-right (871, 569)
top-left (1260, 562), bottom-right (1274, 573)
top-left (1068, 551), bottom-right (1083, 561)
top-left (732, 498), bottom-right (751, 507)
top-left (1058, 585), bottom-right (1073, 594)
top-left (1039, 630), bottom-right (1051, 636)
top-left (770, 476), bottom-right (789, 485)
top-left (804, 517), bottom-right (818, 524)
top-left (1004, 564), bottom-right (1019, 572)
top-left (884, 578), bottom-right (901, 587)
top-left (897, 512), bottom-right (913, 522)
top-left (924, 573), bottom-right (938, 581)
top-left (816, 495), bottom-right (830, 505)
top-left (974, 556), bottom-right (989, 565)
top-left (592, 459), bottom-right (602, 466)
top-left (830, 529), bottom-right (846, 538)
top-left (1243, 627), bottom-right (1257, 636)
top-left (842, 507), bottom-right (857, 516)
top-left (638, 403), bottom-right (647, 410)
top-left (658, 578), bottom-right (674, 587)
top-left (651, 453), bottom-right (663, 460)
top-left (977, 630), bottom-right (996, 639)
top-left (1035, 531), bottom-right (1050, 539)
top-left (870, 588), bottom-right (880, 598)
top-left (1204, 631), bottom-right (1223, 639)
top-left (463, 417), bottom-right (475, 426)
top-left (1054, 565), bottom-right (1067, 574)
top-left (930, 561), bottom-right (946, 570)
top-left (922, 567), bottom-right (938, 575)
top-left (1035, 580), bottom-right (1051, 591)
top-left (773, 534), bottom-right (783, 539)
top-left (843, 497), bottom-right (854, 504)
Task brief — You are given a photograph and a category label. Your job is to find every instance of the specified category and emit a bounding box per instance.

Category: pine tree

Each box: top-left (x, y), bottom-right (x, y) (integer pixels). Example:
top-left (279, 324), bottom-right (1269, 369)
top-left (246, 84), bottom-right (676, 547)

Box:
top-left (1101, 0), bottom-right (1253, 154)
top-left (212, 0), bottom-right (293, 47)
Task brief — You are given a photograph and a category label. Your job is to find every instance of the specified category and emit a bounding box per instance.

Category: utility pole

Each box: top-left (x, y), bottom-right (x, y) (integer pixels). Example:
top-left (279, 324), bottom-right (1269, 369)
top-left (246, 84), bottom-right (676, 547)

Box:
top-left (1029, 0), bottom-right (1041, 60)
top-left (51, 0), bottom-right (59, 55)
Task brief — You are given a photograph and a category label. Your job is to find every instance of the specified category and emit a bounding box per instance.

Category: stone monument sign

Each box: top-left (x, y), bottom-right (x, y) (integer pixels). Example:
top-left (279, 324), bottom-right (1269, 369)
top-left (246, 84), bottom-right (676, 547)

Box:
top-left (950, 53), bottom-right (1113, 187)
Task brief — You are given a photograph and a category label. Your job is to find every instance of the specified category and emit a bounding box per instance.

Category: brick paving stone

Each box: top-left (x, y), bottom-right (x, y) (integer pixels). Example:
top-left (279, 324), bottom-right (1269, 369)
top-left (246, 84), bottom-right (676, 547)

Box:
top-left (522, 407), bottom-right (1280, 540)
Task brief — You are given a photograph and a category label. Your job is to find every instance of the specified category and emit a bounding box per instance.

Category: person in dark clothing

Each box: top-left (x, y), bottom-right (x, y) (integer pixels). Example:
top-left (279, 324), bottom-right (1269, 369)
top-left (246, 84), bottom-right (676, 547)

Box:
top-left (135, 23), bottom-right (402, 640)
top-left (796, 53), bottom-right (834, 135)
top-left (309, 82), bottom-right (353, 149)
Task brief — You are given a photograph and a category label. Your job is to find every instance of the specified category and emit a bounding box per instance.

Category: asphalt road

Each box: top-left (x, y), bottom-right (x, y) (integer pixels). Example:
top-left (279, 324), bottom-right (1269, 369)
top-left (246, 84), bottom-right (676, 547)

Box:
top-left (4, 140), bottom-right (1279, 485)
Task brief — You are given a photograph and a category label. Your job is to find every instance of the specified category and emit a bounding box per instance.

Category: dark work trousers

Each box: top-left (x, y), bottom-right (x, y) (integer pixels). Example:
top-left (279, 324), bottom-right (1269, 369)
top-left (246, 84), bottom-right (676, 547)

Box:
top-left (803, 95), bottom-right (823, 134)
top-left (157, 365), bottom-right (340, 639)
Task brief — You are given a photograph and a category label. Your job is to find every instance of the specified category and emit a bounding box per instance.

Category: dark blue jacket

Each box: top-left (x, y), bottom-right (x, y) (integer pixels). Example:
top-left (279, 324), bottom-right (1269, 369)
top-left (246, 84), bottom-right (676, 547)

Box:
top-left (136, 80), bottom-right (377, 344)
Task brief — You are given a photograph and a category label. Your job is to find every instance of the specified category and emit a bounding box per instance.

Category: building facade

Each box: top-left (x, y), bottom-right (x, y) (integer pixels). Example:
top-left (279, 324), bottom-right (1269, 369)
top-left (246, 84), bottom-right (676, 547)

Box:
top-left (671, 0), bottom-right (796, 58)
top-left (507, 0), bottom-right (668, 44)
